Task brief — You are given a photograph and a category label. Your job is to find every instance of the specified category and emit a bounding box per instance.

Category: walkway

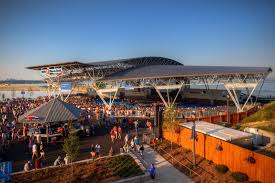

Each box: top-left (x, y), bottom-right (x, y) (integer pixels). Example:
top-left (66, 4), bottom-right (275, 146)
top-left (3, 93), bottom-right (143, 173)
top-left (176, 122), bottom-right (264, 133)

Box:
top-left (139, 145), bottom-right (193, 183)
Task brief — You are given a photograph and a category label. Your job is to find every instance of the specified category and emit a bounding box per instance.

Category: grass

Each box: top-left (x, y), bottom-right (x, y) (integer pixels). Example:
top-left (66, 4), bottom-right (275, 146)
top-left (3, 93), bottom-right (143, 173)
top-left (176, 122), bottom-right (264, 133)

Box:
top-left (12, 155), bottom-right (143, 183)
top-left (242, 102), bottom-right (275, 123)
top-left (257, 125), bottom-right (275, 133)
top-left (241, 102), bottom-right (275, 134)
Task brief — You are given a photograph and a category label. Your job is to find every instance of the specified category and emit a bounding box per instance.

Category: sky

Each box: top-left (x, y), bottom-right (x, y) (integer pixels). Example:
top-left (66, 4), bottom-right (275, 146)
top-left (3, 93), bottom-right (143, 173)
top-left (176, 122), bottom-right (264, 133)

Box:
top-left (0, 0), bottom-right (274, 80)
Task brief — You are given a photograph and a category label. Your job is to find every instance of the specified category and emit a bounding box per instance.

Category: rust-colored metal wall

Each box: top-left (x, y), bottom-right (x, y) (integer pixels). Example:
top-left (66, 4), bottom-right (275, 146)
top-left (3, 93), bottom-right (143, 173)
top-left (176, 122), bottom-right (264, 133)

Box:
top-left (163, 128), bottom-right (275, 183)
top-left (180, 106), bottom-right (258, 125)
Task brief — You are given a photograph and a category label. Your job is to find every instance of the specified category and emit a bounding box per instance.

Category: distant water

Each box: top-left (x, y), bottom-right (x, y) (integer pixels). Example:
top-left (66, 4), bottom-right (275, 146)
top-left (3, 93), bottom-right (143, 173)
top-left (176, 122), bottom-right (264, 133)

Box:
top-left (188, 79), bottom-right (275, 98)
top-left (256, 79), bottom-right (275, 97)
top-left (0, 80), bottom-right (274, 99)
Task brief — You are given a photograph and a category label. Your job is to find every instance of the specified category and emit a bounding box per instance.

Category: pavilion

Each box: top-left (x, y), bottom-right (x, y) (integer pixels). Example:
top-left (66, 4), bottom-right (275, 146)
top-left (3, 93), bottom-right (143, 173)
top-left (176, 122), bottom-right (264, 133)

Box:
top-left (27, 56), bottom-right (272, 112)
top-left (18, 97), bottom-right (82, 142)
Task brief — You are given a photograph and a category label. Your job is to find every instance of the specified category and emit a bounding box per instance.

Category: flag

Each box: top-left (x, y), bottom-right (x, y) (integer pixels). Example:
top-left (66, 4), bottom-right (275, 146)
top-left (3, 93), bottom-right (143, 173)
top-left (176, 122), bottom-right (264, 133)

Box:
top-left (0, 161), bottom-right (12, 181)
top-left (26, 115), bottom-right (39, 121)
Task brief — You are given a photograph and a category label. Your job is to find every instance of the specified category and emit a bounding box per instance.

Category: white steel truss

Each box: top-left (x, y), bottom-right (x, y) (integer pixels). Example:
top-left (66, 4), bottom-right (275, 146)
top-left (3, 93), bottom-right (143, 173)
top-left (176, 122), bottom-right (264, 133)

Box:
top-left (152, 81), bottom-right (184, 108)
top-left (224, 82), bottom-right (259, 112)
top-left (92, 82), bottom-right (121, 110)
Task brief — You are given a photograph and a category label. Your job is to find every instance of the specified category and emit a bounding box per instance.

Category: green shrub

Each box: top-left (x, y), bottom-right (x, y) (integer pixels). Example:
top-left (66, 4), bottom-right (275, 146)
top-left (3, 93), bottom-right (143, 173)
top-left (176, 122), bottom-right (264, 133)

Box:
top-left (183, 148), bottom-right (191, 153)
top-left (206, 160), bottom-right (213, 165)
top-left (108, 155), bottom-right (143, 178)
top-left (63, 133), bottom-right (80, 163)
top-left (232, 172), bottom-right (249, 182)
top-left (173, 151), bottom-right (180, 156)
top-left (215, 164), bottom-right (229, 174)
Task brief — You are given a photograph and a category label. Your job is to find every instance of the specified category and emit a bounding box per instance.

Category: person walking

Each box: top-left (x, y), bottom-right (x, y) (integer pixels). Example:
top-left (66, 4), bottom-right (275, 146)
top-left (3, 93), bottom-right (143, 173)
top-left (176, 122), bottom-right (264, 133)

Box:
top-left (32, 143), bottom-right (38, 160)
top-left (123, 143), bottom-right (129, 153)
top-left (110, 129), bottom-right (115, 143)
top-left (109, 146), bottom-right (114, 156)
top-left (130, 139), bottom-right (135, 151)
top-left (64, 154), bottom-right (70, 165)
top-left (11, 127), bottom-right (16, 141)
top-left (95, 144), bottom-right (101, 157)
top-left (146, 120), bottom-right (152, 134)
top-left (124, 133), bottom-right (129, 144)
top-left (134, 120), bottom-right (138, 134)
top-left (113, 126), bottom-right (118, 139)
top-left (134, 135), bottom-right (139, 145)
top-left (36, 132), bottom-right (41, 144)
top-left (90, 144), bottom-right (96, 159)
top-left (23, 126), bottom-right (27, 138)
top-left (118, 126), bottom-right (122, 140)
top-left (34, 157), bottom-right (41, 169)
top-left (149, 163), bottom-right (156, 180)
top-left (139, 144), bottom-right (145, 158)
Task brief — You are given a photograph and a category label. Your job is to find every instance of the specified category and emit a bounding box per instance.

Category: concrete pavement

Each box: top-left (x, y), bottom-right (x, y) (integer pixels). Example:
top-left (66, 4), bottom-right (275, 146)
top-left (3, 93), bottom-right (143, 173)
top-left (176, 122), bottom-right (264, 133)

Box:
top-left (139, 145), bottom-right (193, 183)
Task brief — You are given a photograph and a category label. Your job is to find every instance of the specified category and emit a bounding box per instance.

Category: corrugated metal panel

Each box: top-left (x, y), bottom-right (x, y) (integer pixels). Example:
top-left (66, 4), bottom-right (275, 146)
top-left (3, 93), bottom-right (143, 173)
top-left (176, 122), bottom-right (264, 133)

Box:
top-left (27, 57), bottom-right (183, 70)
top-left (100, 65), bottom-right (272, 81)
top-left (87, 56), bottom-right (183, 66)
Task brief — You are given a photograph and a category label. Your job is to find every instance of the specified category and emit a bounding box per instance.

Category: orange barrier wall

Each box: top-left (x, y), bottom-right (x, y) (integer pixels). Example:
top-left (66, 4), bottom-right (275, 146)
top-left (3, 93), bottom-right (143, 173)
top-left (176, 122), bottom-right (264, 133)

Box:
top-left (163, 128), bottom-right (275, 183)
top-left (180, 106), bottom-right (259, 125)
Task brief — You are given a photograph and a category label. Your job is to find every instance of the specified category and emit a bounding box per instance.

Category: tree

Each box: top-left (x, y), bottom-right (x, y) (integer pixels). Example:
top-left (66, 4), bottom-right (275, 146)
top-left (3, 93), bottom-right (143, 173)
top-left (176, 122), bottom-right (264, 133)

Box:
top-left (163, 107), bottom-right (179, 151)
top-left (63, 133), bottom-right (80, 163)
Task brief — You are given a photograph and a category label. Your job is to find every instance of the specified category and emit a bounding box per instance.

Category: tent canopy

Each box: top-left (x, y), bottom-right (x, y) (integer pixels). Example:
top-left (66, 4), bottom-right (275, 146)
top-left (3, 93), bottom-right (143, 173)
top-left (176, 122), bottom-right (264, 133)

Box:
top-left (18, 98), bottom-right (82, 124)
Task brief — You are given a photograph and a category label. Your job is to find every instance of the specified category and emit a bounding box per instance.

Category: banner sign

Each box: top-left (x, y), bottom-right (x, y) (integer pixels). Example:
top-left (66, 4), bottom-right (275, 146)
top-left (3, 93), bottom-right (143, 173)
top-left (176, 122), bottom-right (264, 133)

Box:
top-left (60, 82), bottom-right (72, 93)
top-left (0, 161), bottom-right (12, 182)
top-left (26, 115), bottom-right (39, 121)
top-left (121, 84), bottom-right (135, 90)
top-left (191, 125), bottom-right (197, 139)
top-left (40, 67), bottom-right (64, 77)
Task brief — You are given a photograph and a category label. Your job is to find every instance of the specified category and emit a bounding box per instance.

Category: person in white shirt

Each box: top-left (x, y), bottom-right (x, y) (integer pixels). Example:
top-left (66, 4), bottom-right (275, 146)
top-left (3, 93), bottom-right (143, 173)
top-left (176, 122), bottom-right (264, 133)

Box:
top-left (124, 134), bottom-right (129, 144)
top-left (54, 156), bottom-right (63, 166)
top-left (134, 120), bottom-right (138, 130)
top-left (23, 161), bottom-right (32, 171)
top-left (32, 143), bottom-right (38, 160)
top-left (64, 154), bottom-right (70, 165)
top-left (36, 133), bottom-right (41, 144)
top-left (95, 144), bottom-right (101, 156)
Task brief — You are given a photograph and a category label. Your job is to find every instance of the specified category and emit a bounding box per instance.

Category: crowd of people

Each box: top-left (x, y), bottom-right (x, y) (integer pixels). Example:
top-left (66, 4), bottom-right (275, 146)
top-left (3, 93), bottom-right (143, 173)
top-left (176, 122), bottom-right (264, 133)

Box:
top-left (0, 98), bottom-right (45, 160)
top-left (67, 96), bottom-right (234, 121)
top-left (0, 94), bottom-right (232, 176)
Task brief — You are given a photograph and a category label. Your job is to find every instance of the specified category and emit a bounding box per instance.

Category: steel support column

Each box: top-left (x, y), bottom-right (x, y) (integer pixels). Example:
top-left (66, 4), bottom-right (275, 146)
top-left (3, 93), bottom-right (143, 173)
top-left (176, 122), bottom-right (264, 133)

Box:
top-left (152, 83), bottom-right (184, 108)
top-left (224, 82), bottom-right (259, 112)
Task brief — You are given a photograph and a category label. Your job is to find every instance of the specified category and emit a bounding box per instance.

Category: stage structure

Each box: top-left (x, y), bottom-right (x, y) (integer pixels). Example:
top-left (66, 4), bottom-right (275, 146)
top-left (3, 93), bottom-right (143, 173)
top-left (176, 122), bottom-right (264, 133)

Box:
top-left (27, 57), bottom-right (272, 112)
top-left (27, 57), bottom-right (181, 108)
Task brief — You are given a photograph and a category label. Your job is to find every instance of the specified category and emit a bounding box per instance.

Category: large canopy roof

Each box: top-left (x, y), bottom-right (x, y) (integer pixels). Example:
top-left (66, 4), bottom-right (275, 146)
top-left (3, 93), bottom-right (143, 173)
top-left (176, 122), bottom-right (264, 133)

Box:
top-left (18, 98), bottom-right (82, 124)
top-left (100, 65), bottom-right (272, 82)
top-left (179, 121), bottom-right (252, 141)
top-left (26, 61), bottom-right (89, 70)
top-left (26, 56), bottom-right (182, 70)
top-left (86, 56), bottom-right (182, 66)
top-left (26, 56), bottom-right (272, 83)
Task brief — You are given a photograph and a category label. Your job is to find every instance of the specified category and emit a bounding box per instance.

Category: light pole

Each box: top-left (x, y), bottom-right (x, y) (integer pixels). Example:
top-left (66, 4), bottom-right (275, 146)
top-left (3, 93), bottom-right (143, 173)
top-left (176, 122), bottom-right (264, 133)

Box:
top-left (226, 95), bottom-right (230, 124)
top-left (191, 111), bottom-right (196, 169)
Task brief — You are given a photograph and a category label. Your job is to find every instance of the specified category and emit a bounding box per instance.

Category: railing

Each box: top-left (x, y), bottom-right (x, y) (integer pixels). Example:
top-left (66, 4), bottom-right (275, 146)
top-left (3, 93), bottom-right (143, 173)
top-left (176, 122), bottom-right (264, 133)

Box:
top-left (12, 153), bottom-right (123, 175)
top-left (156, 146), bottom-right (203, 183)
